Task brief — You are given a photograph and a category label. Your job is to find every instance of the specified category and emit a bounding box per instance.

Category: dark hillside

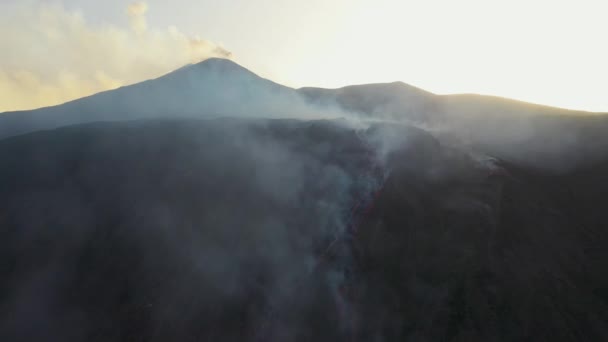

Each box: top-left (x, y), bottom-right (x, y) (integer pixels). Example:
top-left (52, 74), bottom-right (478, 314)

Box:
top-left (0, 118), bottom-right (605, 341)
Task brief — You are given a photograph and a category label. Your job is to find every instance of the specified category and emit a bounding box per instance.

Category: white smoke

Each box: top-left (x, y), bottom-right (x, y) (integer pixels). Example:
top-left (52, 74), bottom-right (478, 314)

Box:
top-left (0, 2), bottom-right (232, 112)
top-left (127, 2), bottom-right (149, 35)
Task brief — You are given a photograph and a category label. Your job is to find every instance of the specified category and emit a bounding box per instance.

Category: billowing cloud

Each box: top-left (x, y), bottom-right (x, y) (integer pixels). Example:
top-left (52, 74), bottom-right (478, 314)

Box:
top-left (0, 2), bottom-right (232, 112)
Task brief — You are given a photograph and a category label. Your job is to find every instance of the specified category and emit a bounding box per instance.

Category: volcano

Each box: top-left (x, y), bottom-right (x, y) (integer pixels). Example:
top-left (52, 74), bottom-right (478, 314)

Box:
top-left (0, 59), bottom-right (607, 341)
top-left (2, 58), bottom-right (608, 171)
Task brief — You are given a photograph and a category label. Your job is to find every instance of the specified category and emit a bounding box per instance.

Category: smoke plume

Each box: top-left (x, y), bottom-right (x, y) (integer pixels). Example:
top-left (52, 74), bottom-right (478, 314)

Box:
top-left (0, 2), bottom-right (232, 112)
top-left (127, 2), bottom-right (149, 35)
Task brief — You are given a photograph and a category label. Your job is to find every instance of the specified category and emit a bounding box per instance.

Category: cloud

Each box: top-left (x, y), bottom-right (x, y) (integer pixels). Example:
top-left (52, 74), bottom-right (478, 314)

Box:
top-left (127, 1), bottom-right (148, 35)
top-left (0, 2), bottom-right (232, 112)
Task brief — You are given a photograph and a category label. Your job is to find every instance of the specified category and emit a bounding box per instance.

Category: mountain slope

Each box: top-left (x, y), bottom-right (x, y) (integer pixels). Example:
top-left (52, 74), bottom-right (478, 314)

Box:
top-left (0, 59), bottom-right (312, 139)
top-left (0, 118), bottom-right (606, 341)
top-left (299, 83), bottom-right (608, 171)
top-left (299, 81), bottom-right (441, 123)
top-left (2, 58), bottom-right (607, 172)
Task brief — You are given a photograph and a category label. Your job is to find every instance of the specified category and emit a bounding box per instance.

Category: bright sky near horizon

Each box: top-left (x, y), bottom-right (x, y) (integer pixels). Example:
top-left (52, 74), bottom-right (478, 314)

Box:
top-left (1, 0), bottom-right (607, 112)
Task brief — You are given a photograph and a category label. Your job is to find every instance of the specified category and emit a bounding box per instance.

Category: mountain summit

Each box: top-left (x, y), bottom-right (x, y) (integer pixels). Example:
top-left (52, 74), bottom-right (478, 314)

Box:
top-left (0, 58), bottom-right (305, 139)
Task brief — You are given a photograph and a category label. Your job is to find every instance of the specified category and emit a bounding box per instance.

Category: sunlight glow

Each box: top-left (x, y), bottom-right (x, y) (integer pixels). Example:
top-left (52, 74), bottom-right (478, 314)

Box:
top-left (268, 0), bottom-right (607, 112)
top-left (1, 0), bottom-right (606, 112)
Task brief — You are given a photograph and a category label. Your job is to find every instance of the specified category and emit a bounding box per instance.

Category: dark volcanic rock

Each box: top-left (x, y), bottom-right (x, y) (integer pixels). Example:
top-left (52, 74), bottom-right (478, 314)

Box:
top-left (0, 118), bottom-right (606, 341)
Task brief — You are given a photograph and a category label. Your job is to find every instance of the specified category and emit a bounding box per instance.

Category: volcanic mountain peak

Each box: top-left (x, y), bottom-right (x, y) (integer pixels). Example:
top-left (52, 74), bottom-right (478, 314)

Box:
top-left (0, 57), bottom-right (298, 139)
top-left (2, 58), bottom-right (608, 172)
top-left (169, 57), bottom-right (264, 82)
top-left (194, 57), bottom-right (252, 72)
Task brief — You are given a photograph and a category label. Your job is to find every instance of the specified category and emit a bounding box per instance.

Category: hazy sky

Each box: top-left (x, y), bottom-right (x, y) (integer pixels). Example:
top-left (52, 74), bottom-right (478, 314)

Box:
top-left (1, 0), bottom-right (607, 112)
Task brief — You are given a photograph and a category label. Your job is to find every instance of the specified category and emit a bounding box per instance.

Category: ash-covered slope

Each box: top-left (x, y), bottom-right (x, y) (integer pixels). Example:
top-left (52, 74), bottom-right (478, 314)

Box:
top-left (0, 118), bottom-right (606, 341)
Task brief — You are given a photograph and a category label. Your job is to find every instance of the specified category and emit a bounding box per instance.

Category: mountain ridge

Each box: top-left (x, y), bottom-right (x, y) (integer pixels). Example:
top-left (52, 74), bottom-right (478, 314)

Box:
top-left (1, 58), bottom-right (608, 172)
top-left (4, 58), bottom-right (605, 116)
